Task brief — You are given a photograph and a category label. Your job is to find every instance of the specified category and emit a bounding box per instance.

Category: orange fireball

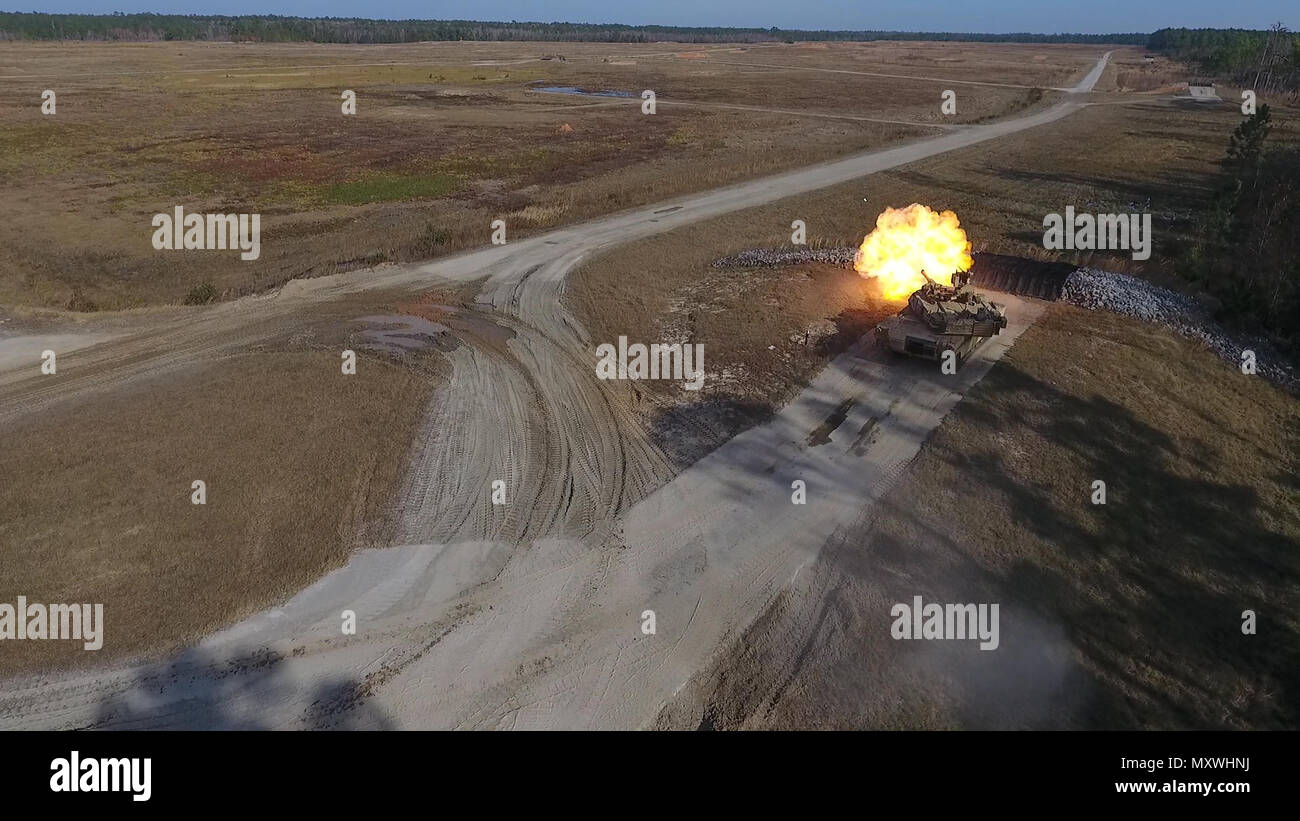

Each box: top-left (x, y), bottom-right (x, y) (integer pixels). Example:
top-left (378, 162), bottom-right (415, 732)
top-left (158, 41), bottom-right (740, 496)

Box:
top-left (853, 204), bottom-right (974, 299)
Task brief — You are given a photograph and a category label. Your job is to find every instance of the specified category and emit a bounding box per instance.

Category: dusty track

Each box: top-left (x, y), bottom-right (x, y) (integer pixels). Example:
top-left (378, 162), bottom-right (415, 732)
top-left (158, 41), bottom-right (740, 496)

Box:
top-left (0, 53), bottom-right (1108, 730)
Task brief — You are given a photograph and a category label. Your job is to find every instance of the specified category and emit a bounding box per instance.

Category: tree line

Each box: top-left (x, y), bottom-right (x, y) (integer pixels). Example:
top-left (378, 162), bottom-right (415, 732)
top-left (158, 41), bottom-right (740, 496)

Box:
top-left (1150, 25), bottom-right (1300, 99)
top-left (0, 12), bottom-right (1148, 45)
top-left (1182, 105), bottom-right (1300, 356)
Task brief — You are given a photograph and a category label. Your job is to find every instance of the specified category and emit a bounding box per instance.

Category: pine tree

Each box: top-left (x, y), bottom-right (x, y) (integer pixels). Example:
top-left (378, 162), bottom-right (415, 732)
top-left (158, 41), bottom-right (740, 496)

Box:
top-left (1227, 104), bottom-right (1272, 184)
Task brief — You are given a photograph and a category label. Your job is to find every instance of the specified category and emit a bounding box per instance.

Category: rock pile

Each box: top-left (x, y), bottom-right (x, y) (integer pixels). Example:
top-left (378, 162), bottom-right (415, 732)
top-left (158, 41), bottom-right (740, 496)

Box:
top-left (1061, 267), bottom-right (1296, 389)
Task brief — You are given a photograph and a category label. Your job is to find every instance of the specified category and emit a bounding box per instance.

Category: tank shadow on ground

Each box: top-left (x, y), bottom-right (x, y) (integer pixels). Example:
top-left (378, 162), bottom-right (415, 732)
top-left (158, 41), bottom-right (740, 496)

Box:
top-left (90, 647), bottom-right (395, 730)
top-left (948, 363), bottom-right (1300, 728)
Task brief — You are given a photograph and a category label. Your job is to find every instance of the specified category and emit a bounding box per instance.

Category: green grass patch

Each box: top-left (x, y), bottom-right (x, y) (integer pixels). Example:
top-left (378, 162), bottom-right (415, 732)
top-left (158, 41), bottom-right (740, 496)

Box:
top-left (0, 123), bottom-right (98, 179)
top-left (322, 172), bottom-right (459, 205)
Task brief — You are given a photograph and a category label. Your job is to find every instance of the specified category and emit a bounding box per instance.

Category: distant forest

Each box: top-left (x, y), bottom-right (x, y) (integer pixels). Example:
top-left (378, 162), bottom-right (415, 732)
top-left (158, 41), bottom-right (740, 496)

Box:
top-left (0, 12), bottom-right (1149, 45)
top-left (1150, 26), bottom-right (1299, 98)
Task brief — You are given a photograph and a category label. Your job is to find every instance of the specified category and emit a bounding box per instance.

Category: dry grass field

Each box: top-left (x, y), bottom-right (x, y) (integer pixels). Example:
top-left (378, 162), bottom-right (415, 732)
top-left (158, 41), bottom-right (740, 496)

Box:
top-left (1109, 49), bottom-right (1189, 92)
top-left (665, 305), bottom-right (1300, 729)
top-left (4, 37), bottom-right (1295, 729)
top-left (0, 293), bottom-right (450, 675)
top-left (0, 40), bottom-right (1104, 310)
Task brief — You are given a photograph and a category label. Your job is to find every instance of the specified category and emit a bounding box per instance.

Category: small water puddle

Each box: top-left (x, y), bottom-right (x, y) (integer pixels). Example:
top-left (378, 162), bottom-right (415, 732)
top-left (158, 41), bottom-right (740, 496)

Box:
top-left (533, 85), bottom-right (637, 98)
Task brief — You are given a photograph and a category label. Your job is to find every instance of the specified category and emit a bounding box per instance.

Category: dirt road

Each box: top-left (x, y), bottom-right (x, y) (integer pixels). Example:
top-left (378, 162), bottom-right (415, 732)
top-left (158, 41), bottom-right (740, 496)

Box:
top-left (0, 53), bottom-right (1107, 730)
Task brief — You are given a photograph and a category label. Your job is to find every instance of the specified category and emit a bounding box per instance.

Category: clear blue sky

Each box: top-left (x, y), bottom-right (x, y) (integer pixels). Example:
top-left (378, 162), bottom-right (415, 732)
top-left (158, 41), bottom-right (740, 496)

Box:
top-left (12, 1), bottom-right (1296, 34)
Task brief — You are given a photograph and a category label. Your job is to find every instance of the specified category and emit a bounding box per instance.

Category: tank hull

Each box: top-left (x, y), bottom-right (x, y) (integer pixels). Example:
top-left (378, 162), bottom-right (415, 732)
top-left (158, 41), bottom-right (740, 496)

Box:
top-left (874, 314), bottom-right (989, 365)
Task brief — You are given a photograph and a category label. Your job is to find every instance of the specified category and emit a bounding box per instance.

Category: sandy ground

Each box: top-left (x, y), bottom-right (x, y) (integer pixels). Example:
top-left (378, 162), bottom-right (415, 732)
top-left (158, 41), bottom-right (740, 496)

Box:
top-left (0, 333), bottom-right (117, 373)
top-left (0, 53), bottom-right (1108, 730)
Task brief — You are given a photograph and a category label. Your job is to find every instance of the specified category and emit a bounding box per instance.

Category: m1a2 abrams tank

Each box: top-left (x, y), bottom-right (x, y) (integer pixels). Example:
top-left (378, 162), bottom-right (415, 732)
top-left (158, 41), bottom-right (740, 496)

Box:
top-left (874, 269), bottom-right (1007, 368)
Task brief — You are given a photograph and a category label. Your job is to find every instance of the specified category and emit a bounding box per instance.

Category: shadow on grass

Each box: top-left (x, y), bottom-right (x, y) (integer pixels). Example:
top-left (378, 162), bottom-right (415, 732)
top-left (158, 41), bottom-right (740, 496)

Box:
top-left (991, 166), bottom-right (1211, 210)
top-left (713, 357), bottom-right (1300, 729)
top-left (921, 361), bottom-right (1300, 727)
